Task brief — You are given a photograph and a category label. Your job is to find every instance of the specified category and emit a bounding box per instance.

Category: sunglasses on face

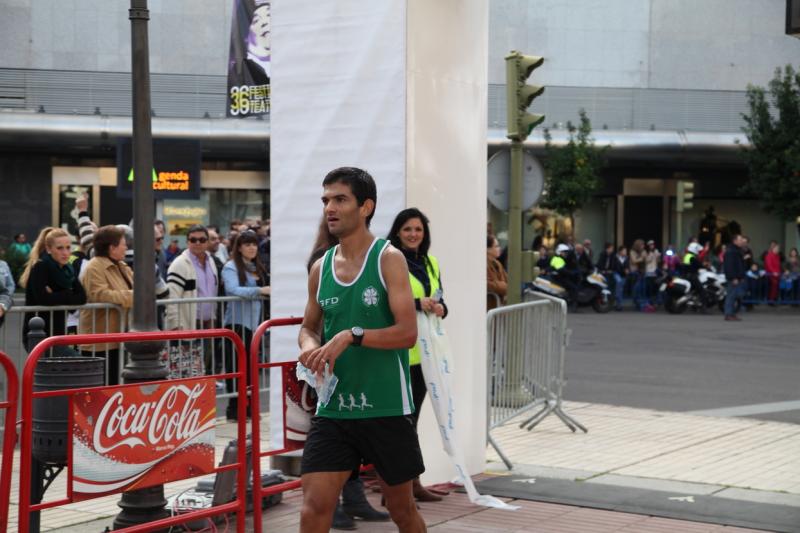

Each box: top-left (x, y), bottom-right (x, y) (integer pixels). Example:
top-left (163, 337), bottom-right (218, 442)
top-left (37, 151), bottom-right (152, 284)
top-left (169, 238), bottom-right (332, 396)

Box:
top-left (155, 237), bottom-right (164, 242)
top-left (188, 237), bottom-right (208, 244)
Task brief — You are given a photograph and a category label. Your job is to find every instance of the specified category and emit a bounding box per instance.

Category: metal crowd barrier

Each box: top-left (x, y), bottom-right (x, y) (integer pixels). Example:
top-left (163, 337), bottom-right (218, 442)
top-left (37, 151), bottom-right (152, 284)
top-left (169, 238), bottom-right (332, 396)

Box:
top-left (742, 276), bottom-right (800, 305)
top-left (0, 303), bottom-right (125, 384)
top-left (155, 296), bottom-right (271, 404)
top-left (0, 298), bottom-right (269, 424)
top-left (249, 317), bottom-right (304, 533)
top-left (0, 350), bottom-right (18, 533)
top-left (16, 329), bottom-right (250, 533)
top-left (487, 291), bottom-right (586, 470)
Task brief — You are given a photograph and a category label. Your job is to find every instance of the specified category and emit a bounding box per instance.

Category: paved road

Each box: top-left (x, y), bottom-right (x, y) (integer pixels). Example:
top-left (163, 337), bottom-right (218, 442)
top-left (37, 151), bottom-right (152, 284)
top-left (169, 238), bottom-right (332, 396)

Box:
top-left (563, 305), bottom-right (800, 424)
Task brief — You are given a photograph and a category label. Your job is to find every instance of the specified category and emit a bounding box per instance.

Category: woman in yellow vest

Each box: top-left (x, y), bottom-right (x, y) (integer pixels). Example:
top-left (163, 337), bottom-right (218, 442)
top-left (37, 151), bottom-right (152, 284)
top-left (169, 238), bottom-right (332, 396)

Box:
top-left (387, 207), bottom-right (449, 502)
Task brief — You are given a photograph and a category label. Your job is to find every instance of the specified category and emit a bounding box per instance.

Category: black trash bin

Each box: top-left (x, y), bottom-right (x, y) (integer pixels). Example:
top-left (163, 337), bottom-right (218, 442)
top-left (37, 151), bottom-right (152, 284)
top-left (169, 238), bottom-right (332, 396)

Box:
top-left (32, 357), bottom-right (105, 465)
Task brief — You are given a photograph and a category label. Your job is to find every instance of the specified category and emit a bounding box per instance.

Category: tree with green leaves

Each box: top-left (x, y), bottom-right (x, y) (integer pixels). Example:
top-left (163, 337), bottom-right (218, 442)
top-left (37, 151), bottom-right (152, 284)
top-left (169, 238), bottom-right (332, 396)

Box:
top-left (740, 65), bottom-right (800, 221)
top-left (540, 109), bottom-right (608, 235)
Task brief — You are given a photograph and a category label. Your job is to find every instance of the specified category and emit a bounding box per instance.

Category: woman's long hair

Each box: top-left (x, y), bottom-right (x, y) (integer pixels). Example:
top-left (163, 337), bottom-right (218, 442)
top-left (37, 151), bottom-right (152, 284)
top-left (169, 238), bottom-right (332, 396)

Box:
top-left (306, 215), bottom-right (338, 273)
top-left (230, 230), bottom-right (268, 287)
top-left (387, 208), bottom-right (431, 264)
top-left (19, 227), bottom-right (68, 288)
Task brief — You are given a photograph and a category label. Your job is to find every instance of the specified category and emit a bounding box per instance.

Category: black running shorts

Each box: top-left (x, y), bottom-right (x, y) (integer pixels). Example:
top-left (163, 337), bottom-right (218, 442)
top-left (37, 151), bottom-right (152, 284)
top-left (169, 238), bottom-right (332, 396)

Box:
top-left (300, 415), bottom-right (425, 486)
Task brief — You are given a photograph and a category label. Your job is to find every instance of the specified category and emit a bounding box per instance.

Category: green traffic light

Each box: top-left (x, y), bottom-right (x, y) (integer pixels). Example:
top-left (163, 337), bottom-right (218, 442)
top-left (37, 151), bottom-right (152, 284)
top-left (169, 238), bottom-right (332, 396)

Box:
top-left (505, 51), bottom-right (546, 141)
top-left (517, 55), bottom-right (544, 79)
top-left (676, 180), bottom-right (695, 212)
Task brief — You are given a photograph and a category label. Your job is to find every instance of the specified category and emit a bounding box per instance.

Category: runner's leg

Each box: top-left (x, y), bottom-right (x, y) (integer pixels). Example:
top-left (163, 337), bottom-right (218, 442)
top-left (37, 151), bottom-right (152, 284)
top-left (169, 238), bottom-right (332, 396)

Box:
top-left (300, 470), bottom-right (351, 533)
top-left (380, 478), bottom-right (427, 533)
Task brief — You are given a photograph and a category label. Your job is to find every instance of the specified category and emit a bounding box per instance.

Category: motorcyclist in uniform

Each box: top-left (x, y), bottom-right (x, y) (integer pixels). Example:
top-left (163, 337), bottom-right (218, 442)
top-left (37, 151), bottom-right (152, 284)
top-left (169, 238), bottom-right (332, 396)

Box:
top-left (681, 242), bottom-right (705, 298)
top-left (550, 243), bottom-right (580, 309)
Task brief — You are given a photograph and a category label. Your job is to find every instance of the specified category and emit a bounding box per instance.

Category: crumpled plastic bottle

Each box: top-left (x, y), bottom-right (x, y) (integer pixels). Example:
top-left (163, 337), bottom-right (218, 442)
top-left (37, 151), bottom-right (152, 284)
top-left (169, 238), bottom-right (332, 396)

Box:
top-left (296, 363), bottom-right (339, 407)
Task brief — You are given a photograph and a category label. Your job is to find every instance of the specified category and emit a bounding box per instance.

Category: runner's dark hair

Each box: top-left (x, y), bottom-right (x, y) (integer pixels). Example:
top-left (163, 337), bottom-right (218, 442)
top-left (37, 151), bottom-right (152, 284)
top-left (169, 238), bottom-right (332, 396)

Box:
top-left (321, 167), bottom-right (377, 227)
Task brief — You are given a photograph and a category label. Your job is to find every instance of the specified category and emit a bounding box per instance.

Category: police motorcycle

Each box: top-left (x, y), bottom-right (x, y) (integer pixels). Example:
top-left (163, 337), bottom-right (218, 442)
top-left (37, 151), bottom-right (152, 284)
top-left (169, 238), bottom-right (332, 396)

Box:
top-left (659, 243), bottom-right (728, 314)
top-left (527, 245), bottom-right (612, 313)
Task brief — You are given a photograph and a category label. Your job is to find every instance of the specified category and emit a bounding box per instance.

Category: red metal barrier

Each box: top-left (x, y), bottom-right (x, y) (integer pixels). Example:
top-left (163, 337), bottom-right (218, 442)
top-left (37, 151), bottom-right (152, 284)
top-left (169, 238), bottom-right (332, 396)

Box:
top-left (17, 329), bottom-right (249, 533)
top-left (0, 351), bottom-right (19, 533)
top-left (249, 317), bottom-right (304, 533)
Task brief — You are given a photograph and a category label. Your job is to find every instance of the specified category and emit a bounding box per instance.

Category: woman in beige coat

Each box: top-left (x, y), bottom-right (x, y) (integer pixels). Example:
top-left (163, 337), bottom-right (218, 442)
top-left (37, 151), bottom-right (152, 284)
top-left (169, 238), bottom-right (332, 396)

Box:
top-left (79, 225), bottom-right (133, 385)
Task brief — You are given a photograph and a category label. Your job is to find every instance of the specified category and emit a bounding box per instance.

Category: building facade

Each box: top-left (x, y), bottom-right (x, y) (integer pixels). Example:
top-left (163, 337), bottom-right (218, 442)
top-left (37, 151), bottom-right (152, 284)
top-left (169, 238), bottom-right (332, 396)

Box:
top-left (0, 0), bottom-right (269, 253)
top-left (488, 0), bottom-right (800, 257)
top-left (0, 0), bottom-right (798, 258)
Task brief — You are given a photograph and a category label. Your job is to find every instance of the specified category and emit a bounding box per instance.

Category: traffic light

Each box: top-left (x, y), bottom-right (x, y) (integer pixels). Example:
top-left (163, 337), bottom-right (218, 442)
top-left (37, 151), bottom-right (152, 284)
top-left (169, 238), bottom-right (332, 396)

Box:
top-left (676, 180), bottom-right (695, 212)
top-left (505, 51), bottom-right (545, 141)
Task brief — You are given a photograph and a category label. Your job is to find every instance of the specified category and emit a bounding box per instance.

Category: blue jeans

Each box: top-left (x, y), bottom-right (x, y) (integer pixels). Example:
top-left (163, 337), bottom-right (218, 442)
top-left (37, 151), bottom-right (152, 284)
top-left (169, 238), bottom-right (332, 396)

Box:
top-left (632, 273), bottom-right (646, 308)
top-left (612, 272), bottom-right (624, 307)
top-left (724, 281), bottom-right (745, 316)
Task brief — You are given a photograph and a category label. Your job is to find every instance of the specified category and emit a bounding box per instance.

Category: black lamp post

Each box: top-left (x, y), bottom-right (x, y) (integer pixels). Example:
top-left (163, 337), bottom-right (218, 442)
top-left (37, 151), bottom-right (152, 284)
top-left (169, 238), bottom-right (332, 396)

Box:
top-left (113, 0), bottom-right (169, 528)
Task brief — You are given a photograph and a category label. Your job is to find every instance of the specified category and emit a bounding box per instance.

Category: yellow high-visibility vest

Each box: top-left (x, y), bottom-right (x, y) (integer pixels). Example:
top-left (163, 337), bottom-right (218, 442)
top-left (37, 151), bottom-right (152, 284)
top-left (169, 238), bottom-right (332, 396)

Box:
top-left (409, 254), bottom-right (440, 366)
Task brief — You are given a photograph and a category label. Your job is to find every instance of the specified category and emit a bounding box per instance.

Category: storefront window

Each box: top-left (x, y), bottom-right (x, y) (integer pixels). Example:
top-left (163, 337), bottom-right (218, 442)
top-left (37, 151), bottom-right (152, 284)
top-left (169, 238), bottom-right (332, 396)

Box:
top-left (207, 189), bottom-right (269, 234)
top-left (162, 198), bottom-right (210, 248)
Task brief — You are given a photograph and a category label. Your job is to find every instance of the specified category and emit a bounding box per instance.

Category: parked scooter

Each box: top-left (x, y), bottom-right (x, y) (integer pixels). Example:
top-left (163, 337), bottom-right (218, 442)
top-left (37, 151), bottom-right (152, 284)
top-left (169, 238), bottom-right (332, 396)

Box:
top-left (527, 269), bottom-right (612, 313)
top-left (659, 268), bottom-right (728, 314)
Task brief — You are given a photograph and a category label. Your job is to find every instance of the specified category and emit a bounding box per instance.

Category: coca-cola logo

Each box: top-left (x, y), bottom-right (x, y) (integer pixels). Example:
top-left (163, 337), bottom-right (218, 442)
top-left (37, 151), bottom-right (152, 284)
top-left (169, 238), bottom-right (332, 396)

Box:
top-left (71, 378), bottom-right (216, 500)
top-left (93, 383), bottom-right (206, 454)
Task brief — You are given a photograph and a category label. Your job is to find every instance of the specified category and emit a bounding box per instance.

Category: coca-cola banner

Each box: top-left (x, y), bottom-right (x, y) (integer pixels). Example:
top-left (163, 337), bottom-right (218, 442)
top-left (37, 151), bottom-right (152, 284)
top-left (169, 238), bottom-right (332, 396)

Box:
top-left (71, 379), bottom-right (216, 500)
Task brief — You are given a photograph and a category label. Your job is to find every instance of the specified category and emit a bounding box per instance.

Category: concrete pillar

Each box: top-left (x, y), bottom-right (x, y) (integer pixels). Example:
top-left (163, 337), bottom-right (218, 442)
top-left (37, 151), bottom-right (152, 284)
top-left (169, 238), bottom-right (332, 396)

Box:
top-left (270, 1), bottom-right (488, 483)
top-left (406, 0), bottom-right (489, 481)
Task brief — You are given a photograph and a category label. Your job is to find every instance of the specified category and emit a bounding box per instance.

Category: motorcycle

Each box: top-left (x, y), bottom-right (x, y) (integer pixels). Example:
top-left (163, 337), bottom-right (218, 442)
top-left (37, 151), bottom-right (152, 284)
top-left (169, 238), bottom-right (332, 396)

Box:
top-left (659, 268), bottom-right (728, 314)
top-left (527, 269), bottom-right (612, 313)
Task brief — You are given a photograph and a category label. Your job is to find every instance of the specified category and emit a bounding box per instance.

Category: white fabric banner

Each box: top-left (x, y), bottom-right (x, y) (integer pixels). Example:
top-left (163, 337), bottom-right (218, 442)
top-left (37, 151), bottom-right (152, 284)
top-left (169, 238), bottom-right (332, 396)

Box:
top-left (269, 1), bottom-right (407, 448)
top-left (416, 312), bottom-right (518, 510)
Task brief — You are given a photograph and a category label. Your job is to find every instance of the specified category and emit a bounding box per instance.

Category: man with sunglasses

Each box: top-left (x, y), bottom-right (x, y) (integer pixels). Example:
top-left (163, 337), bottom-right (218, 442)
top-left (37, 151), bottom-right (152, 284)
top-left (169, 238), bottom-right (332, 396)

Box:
top-left (166, 224), bottom-right (219, 333)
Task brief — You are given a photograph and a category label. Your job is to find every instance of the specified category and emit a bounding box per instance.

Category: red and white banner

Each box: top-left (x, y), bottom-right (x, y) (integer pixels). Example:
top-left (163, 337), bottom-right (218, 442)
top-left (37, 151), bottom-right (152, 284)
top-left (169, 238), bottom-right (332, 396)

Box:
top-left (70, 378), bottom-right (216, 500)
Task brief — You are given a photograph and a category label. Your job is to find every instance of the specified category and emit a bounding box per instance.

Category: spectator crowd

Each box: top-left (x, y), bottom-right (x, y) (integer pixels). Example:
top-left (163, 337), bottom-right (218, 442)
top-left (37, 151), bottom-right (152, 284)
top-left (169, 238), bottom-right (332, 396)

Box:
top-left (0, 195), bottom-right (273, 421)
top-left (2, 202), bottom-right (798, 376)
top-left (484, 229), bottom-right (800, 313)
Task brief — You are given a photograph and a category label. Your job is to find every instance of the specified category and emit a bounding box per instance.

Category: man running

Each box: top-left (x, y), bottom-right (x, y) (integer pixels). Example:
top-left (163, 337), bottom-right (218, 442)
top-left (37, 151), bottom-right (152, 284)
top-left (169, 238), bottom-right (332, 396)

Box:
top-left (298, 167), bottom-right (426, 533)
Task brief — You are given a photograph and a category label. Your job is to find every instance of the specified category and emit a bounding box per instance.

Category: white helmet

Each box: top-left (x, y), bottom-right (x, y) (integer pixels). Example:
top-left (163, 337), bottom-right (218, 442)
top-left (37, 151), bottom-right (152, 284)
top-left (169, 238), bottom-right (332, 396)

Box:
top-left (556, 244), bottom-right (571, 254)
top-left (687, 242), bottom-right (703, 255)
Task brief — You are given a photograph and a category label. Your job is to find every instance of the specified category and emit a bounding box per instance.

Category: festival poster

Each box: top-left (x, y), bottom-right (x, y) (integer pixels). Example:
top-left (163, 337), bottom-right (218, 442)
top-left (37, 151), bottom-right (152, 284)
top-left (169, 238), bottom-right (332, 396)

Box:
top-left (226, 0), bottom-right (271, 117)
top-left (70, 378), bottom-right (216, 501)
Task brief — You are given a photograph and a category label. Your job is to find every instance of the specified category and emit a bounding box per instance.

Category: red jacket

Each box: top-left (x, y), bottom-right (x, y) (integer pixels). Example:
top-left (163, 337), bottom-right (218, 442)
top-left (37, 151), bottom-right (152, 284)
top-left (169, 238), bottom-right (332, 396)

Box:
top-left (764, 251), bottom-right (782, 275)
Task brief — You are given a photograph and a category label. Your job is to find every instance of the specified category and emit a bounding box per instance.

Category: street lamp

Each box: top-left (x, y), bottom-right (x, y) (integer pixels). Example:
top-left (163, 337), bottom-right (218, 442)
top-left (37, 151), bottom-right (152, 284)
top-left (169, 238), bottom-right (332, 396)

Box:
top-left (113, 0), bottom-right (169, 528)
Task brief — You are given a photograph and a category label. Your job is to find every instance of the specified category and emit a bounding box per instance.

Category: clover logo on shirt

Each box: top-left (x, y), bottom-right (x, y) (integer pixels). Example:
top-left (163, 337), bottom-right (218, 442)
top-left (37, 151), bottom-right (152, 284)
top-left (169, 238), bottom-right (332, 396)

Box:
top-left (362, 286), bottom-right (379, 306)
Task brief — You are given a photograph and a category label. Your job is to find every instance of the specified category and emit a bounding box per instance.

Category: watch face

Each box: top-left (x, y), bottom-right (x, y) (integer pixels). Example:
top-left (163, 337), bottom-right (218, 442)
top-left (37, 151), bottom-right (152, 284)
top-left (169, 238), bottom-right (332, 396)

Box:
top-left (352, 326), bottom-right (364, 336)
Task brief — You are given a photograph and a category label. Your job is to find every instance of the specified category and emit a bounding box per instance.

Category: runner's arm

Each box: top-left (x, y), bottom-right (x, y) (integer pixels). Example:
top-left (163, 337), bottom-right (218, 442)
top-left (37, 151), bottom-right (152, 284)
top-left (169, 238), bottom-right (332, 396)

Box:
top-left (360, 246), bottom-right (417, 349)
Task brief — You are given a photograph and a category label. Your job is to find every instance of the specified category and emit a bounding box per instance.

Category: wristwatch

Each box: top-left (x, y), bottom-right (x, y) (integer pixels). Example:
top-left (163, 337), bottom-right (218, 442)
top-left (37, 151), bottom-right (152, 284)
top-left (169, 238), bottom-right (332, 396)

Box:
top-left (350, 326), bottom-right (364, 346)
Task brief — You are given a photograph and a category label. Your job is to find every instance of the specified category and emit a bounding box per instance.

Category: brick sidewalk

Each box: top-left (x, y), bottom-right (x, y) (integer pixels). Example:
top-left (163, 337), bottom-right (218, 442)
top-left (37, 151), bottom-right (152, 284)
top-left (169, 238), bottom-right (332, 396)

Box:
top-left (248, 484), bottom-right (768, 533)
top-left (487, 401), bottom-right (800, 500)
top-left (44, 483), bottom-right (769, 533)
top-left (5, 401), bottom-right (798, 531)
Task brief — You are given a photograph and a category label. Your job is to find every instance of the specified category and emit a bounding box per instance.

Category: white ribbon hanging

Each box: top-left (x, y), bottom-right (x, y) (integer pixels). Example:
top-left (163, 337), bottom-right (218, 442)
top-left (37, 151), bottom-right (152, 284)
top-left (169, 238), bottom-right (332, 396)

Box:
top-left (416, 312), bottom-right (519, 511)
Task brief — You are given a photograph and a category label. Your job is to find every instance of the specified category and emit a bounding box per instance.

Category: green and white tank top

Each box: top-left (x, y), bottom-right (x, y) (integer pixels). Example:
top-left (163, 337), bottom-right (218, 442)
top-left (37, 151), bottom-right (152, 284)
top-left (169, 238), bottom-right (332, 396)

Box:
top-left (316, 238), bottom-right (414, 419)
